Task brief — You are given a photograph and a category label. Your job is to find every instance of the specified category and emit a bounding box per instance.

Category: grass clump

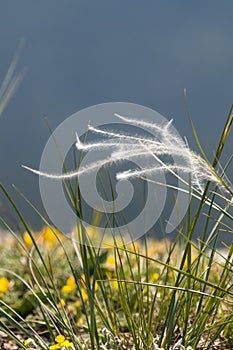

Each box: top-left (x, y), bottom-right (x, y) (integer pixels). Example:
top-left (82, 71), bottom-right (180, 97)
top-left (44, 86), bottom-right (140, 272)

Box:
top-left (0, 58), bottom-right (233, 349)
top-left (0, 187), bottom-right (233, 350)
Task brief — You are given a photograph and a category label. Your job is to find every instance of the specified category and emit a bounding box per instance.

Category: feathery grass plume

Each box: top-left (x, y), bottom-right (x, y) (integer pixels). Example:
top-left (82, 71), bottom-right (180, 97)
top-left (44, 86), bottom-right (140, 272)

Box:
top-left (0, 42), bottom-right (24, 117)
top-left (23, 113), bottom-right (233, 204)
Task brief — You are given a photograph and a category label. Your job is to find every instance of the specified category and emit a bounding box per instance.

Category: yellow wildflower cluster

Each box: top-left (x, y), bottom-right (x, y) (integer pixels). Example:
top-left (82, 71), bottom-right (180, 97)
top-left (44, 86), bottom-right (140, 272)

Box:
top-left (23, 226), bottom-right (64, 250)
top-left (49, 335), bottom-right (73, 349)
top-left (61, 275), bottom-right (88, 301)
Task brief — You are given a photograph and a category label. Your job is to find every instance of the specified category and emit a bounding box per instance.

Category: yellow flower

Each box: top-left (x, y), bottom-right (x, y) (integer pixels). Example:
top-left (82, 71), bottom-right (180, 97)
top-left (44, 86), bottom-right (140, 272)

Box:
top-left (0, 277), bottom-right (10, 293)
top-left (67, 276), bottom-right (76, 289)
top-left (40, 226), bottom-right (62, 249)
top-left (61, 285), bottom-right (74, 294)
top-left (49, 334), bottom-right (73, 349)
top-left (61, 274), bottom-right (98, 300)
top-left (55, 335), bottom-right (65, 343)
top-left (62, 340), bottom-right (73, 347)
top-left (23, 231), bottom-right (34, 247)
top-left (106, 255), bottom-right (116, 268)
top-left (151, 272), bottom-right (160, 282)
top-left (81, 288), bottom-right (88, 301)
top-left (61, 276), bottom-right (76, 294)
top-left (112, 280), bottom-right (119, 291)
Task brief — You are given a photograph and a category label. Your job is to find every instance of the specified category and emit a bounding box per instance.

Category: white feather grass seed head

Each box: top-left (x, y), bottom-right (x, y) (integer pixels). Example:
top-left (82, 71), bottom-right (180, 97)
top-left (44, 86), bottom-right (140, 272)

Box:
top-left (23, 114), bottom-right (233, 204)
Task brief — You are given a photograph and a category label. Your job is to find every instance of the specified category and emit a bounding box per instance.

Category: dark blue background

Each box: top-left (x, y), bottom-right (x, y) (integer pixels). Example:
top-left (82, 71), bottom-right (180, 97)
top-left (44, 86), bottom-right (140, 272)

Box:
top-left (0, 1), bottom-right (232, 233)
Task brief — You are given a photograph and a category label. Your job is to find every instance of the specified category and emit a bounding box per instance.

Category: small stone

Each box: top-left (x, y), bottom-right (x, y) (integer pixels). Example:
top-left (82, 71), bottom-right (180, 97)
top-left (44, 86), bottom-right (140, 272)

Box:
top-left (0, 331), bottom-right (8, 338)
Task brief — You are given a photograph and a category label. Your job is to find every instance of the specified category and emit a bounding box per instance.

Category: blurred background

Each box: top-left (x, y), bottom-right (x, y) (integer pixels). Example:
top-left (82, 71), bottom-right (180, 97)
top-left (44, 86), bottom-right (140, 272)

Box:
top-left (0, 0), bottom-right (232, 236)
